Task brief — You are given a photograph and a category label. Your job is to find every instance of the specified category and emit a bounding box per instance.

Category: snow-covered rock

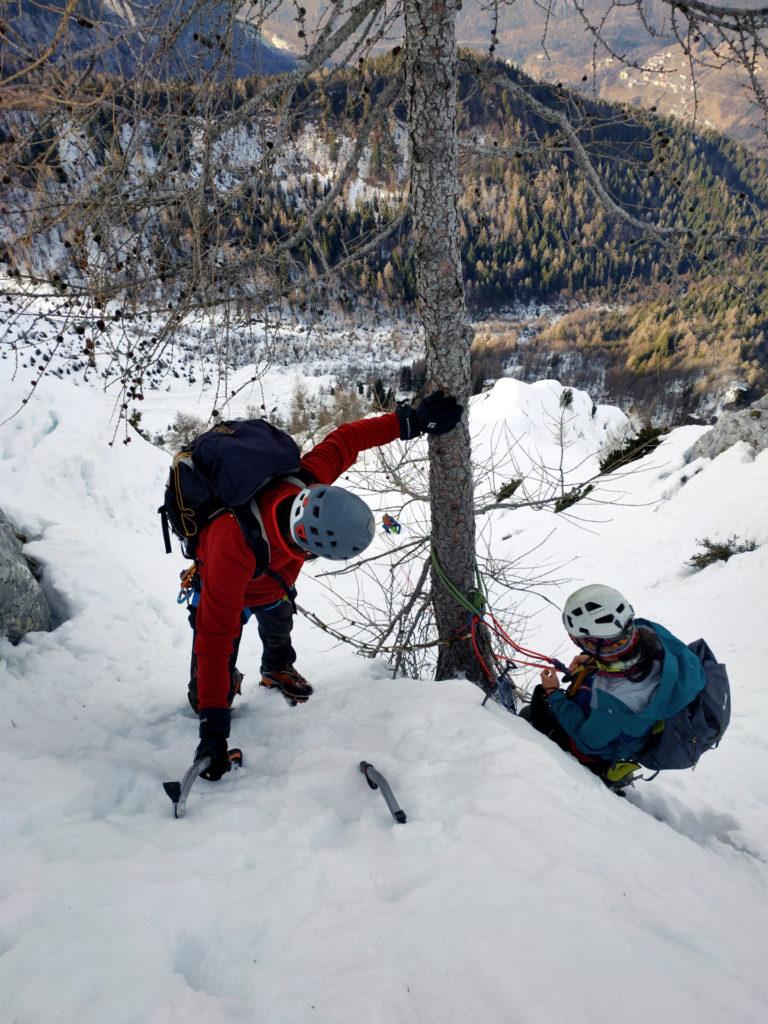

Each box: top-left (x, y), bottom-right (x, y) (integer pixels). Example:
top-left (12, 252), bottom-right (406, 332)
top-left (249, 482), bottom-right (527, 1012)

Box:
top-left (686, 392), bottom-right (768, 461)
top-left (0, 507), bottom-right (51, 643)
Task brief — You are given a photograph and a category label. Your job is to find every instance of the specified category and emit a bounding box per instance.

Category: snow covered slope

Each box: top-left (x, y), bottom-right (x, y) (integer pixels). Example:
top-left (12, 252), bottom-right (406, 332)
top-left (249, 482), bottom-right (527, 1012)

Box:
top-left (1, 368), bottom-right (767, 1024)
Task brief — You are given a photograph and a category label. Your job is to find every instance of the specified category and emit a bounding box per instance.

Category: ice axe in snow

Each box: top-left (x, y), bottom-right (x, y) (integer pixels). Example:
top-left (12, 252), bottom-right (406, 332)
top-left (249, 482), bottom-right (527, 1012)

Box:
top-left (359, 761), bottom-right (407, 823)
top-left (163, 748), bottom-right (243, 818)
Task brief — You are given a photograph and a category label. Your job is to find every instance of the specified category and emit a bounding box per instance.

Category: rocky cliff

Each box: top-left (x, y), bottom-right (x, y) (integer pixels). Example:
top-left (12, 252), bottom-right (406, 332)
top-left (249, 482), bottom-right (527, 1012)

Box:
top-left (0, 508), bottom-right (51, 644)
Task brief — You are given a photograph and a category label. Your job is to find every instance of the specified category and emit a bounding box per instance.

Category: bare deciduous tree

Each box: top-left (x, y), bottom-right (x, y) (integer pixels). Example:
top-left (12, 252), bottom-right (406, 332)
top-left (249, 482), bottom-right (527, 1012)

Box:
top-left (3, 0), bottom-right (768, 684)
top-left (403, 0), bottom-right (489, 679)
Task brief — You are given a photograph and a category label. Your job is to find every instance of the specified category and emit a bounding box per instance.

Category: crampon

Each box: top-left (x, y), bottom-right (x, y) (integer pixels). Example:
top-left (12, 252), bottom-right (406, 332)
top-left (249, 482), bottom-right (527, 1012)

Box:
top-left (260, 668), bottom-right (313, 707)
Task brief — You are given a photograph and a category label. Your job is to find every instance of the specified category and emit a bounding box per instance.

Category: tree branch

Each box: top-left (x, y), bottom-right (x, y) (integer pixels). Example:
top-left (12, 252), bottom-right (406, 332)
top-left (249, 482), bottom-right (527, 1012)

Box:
top-left (461, 56), bottom-right (684, 240)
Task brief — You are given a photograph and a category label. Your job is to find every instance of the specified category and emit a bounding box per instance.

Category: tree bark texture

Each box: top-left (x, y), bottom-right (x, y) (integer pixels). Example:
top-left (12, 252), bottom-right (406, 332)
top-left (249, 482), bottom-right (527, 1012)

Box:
top-left (404, 0), bottom-right (486, 683)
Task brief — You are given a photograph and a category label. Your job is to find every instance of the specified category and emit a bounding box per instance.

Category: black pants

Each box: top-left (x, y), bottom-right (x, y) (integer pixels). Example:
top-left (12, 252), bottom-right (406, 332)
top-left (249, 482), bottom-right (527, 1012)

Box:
top-left (188, 598), bottom-right (296, 706)
top-left (519, 685), bottom-right (573, 752)
top-left (519, 685), bottom-right (609, 776)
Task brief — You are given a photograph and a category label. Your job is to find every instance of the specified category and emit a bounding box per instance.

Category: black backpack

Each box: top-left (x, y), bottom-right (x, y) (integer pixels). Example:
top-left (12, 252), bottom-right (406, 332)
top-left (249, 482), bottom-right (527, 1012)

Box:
top-left (158, 419), bottom-right (305, 572)
top-left (637, 638), bottom-right (731, 771)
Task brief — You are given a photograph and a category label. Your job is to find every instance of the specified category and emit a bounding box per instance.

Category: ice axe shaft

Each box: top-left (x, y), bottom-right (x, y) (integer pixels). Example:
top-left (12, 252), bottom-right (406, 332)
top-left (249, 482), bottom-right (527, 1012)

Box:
top-left (163, 748), bottom-right (242, 818)
top-left (359, 761), bottom-right (407, 824)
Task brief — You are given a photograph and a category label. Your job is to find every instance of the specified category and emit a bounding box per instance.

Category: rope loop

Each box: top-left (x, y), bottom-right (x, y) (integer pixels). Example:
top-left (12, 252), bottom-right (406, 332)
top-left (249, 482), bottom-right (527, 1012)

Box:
top-left (430, 544), bottom-right (569, 691)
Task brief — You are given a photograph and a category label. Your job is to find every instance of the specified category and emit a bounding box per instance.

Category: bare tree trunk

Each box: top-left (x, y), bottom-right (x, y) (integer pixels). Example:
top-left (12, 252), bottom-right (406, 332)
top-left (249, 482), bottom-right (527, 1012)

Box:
top-left (404, 0), bottom-right (486, 683)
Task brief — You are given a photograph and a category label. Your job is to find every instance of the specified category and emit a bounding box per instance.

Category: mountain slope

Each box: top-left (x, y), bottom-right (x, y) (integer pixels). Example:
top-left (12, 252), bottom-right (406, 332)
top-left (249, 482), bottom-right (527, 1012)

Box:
top-left (263, 0), bottom-right (764, 150)
top-left (4, 55), bottom-right (768, 423)
top-left (1, 0), bottom-right (297, 78)
top-left (0, 363), bottom-right (767, 1022)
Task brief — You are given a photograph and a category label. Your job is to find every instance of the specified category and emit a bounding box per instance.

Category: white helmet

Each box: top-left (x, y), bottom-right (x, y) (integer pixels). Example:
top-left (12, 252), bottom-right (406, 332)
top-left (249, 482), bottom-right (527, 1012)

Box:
top-left (562, 584), bottom-right (634, 639)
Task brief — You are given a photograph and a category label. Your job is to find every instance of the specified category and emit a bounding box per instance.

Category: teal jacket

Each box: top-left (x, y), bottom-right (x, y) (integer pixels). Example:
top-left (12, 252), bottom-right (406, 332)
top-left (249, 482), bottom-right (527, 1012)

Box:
top-left (548, 620), bottom-right (706, 763)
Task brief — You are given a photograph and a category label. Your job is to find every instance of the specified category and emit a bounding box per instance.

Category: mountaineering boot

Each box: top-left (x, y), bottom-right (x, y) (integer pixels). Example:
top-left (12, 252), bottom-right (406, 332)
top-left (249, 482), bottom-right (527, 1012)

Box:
top-left (188, 668), bottom-right (244, 714)
top-left (603, 760), bottom-right (641, 795)
top-left (227, 668), bottom-right (244, 707)
top-left (260, 667), bottom-right (314, 706)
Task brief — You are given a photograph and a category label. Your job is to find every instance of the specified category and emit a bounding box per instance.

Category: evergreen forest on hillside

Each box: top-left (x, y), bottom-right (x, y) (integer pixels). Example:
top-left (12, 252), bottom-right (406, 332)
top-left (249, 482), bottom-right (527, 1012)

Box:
top-left (3, 56), bottom-right (768, 400)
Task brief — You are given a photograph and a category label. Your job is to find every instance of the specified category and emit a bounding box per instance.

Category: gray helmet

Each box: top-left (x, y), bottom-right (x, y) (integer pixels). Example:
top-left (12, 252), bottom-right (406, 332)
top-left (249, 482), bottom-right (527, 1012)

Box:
top-left (289, 484), bottom-right (375, 560)
top-left (562, 584), bottom-right (634, 639)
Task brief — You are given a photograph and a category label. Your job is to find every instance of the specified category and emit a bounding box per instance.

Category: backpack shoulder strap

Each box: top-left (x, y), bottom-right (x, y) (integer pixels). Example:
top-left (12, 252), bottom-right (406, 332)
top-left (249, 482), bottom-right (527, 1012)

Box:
top-left (264, 568), bottom-right (298, 611)
top-left (231, 497), bottom-right (299, 610)
top-left (231, 502), bottom-right (270, 573)
top-left (284, 472), bottom-right (313, 489)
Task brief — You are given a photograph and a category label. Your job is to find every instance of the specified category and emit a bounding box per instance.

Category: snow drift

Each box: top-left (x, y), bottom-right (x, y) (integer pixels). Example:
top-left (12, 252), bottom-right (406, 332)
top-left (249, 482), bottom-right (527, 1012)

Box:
top-left (1, 366), bottom-right (767, 1024)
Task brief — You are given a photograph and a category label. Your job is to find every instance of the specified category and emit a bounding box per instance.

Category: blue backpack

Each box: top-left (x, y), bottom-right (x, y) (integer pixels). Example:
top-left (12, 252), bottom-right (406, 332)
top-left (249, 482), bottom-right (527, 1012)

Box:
top-left (159, 419), bottom-right (303, 566)
top-left (637, 638), bottom-right (731, 771)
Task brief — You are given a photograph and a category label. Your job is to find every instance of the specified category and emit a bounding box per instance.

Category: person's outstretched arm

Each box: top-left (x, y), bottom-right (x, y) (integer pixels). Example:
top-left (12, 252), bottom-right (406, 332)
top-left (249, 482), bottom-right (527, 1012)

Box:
top-left (301, 392), bottom-right (463, 484)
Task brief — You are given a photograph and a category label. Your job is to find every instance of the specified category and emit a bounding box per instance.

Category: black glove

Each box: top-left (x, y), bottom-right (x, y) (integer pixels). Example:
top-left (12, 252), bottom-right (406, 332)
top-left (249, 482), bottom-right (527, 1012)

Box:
top-left (396, 390), bottom-right (463, 440)
top-left (195, 707), bottom-right (231, 782)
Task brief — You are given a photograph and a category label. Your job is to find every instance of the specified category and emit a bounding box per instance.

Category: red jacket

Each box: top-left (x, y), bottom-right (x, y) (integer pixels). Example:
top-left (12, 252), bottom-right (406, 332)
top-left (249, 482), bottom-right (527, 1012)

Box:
top-left (194, 412), bottom-right (401, 709)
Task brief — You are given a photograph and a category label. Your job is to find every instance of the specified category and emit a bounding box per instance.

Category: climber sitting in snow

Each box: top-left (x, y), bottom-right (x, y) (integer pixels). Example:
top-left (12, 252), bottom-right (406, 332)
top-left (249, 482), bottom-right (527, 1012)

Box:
top-left (520, 585), bottom-right (706, 783)
top-left (185, 391), bottom-right (462, 782)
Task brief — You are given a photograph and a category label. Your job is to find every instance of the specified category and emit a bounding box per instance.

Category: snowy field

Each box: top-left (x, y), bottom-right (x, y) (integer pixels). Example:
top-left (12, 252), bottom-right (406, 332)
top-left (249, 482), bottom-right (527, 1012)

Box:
top-left (1, 364), bottom-right (767, 1024)
top-left (0, 286), bottom-right (425, 442)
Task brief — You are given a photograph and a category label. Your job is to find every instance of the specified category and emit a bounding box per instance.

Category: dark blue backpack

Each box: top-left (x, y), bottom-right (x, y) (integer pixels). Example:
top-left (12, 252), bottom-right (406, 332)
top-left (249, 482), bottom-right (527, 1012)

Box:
top-left (159, 419), bottom-right (302, 566)
top-left (637, 638), bottom-right (731, 771)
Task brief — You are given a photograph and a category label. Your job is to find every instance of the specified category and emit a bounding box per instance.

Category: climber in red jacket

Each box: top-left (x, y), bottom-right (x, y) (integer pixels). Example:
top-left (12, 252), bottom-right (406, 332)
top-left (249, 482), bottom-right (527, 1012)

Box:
top-left (191, 391), bottom-right (463, 779)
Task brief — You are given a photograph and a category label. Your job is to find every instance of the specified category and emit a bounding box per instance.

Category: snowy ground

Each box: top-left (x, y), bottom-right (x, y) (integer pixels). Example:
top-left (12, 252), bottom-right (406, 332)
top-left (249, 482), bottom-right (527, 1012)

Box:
top-left (0, 283), bottom-right (577, 448)
top-left (1, 366), bottom-right (767, 1024)
top-left (0, 285), bottom-right (425, 443)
